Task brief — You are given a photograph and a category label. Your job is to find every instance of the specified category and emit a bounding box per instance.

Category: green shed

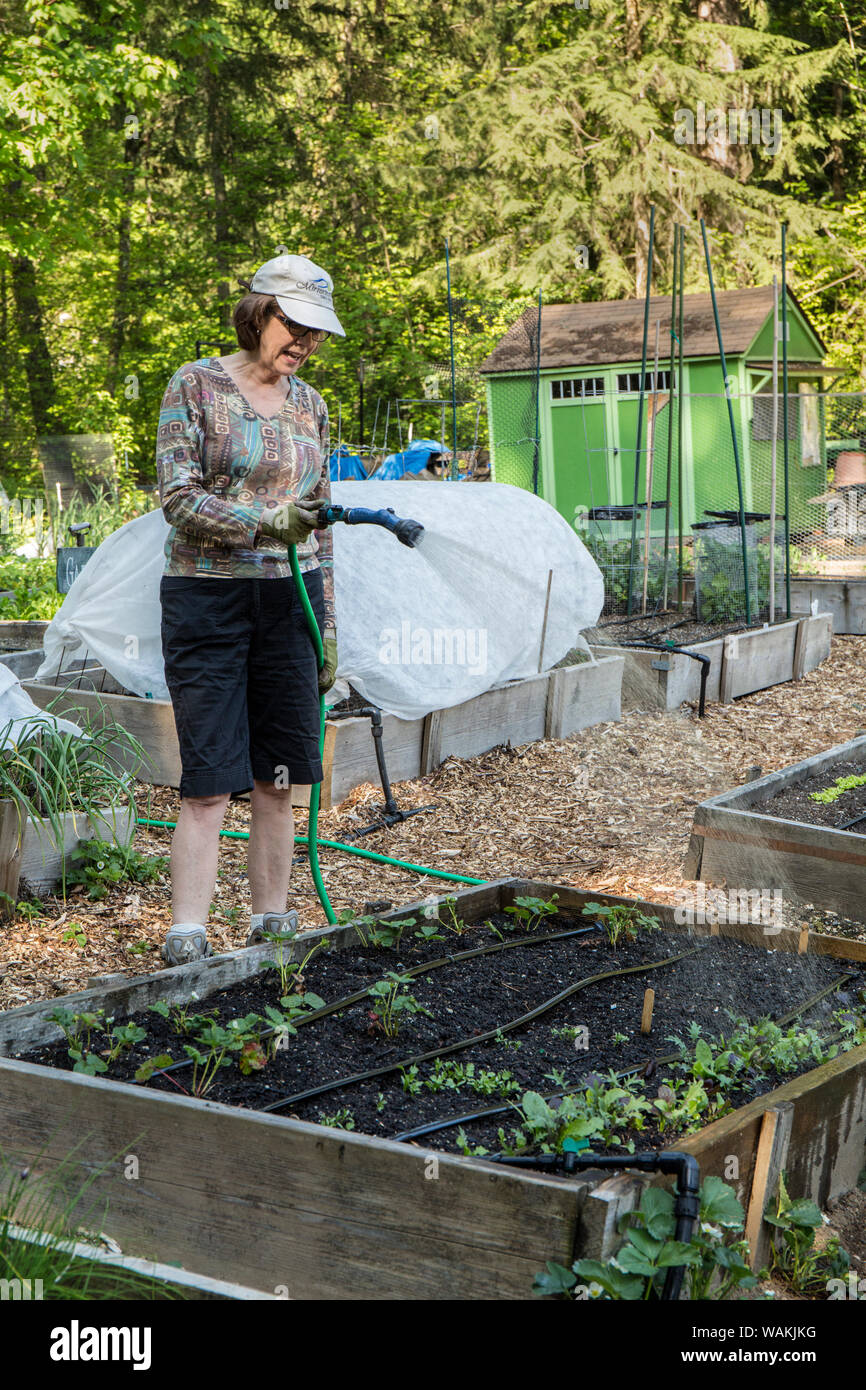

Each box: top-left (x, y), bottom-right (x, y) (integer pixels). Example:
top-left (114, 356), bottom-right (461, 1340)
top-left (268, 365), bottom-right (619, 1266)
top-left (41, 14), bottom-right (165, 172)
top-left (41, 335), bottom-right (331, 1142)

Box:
top-left (479, 287), bottom-right (839, 545)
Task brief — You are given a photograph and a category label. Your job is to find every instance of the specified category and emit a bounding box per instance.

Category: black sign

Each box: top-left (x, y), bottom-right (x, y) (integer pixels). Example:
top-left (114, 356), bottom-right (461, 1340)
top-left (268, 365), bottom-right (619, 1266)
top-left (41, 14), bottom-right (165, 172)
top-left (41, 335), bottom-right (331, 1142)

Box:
top-left (56, 546), bottom-right (97, 594)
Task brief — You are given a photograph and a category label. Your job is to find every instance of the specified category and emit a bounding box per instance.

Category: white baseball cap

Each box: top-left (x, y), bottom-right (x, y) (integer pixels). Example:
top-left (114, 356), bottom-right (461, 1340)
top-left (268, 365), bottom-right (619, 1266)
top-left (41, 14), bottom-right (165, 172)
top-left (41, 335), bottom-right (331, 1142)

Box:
top-left (248, 254), bottom-right (346, 337)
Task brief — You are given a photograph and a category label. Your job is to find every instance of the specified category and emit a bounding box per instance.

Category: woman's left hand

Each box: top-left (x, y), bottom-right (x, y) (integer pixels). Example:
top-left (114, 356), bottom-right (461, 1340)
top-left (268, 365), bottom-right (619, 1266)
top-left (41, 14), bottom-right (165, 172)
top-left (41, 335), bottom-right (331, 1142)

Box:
top-left (319, 634), bottom-right (338, 692)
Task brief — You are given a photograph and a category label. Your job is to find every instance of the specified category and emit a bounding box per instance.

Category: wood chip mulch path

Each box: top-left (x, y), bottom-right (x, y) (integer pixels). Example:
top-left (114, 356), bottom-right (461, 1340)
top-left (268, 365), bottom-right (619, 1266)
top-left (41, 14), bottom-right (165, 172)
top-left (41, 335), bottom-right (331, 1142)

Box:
top-left (1, 634), bottom-right (864, 1011)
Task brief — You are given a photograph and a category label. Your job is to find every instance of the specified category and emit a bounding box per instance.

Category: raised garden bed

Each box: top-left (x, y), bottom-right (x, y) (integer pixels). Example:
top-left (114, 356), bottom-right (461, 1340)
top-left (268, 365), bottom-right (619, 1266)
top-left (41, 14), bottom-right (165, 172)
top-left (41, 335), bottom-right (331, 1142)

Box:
top-left (588, 614), bottom-right (831, 711)
top-left (685, 736), bottom-right (866, 922)
top-left (789, 576), bottom-right (866, 635)
top-left (23, 655), bottom-right (624, 810)
top-left (0, 879), bottom-right (864, 1298)
top-left (0, 620), bottom-right (50, 677)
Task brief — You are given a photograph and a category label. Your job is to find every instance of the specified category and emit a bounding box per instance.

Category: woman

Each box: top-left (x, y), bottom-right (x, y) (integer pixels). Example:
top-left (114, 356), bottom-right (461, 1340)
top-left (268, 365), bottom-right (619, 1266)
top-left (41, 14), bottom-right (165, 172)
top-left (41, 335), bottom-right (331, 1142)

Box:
top-left (155, 254), bottom-right (343, 965)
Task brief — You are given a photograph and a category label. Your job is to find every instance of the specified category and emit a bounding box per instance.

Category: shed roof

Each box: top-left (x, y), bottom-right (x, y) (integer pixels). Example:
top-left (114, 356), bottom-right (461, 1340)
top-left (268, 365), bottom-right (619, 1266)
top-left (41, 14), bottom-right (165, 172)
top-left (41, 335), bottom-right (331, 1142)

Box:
top-left (479, 286), bottom-right (826, 374)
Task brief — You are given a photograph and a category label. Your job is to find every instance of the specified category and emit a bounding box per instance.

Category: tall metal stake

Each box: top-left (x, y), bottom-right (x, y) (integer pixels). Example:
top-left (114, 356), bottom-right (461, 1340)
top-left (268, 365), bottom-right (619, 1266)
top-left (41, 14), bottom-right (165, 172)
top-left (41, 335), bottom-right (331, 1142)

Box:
top-left (663, 224), bottom-right (679, 608)
top-left (445, 237), bottom-right (459, 479)
top-left (642, 319), bottom-right (661, 613)
top-left (532, 288), bottom-right (543, 495)
top-left (627, 204), bottom-right (655, 615)
top-left (677, 225), bottom-right (685, 608)
top-left (781, 223), bottom-right (792, 618)
top-left (700, 218), bottom-right (752, 625)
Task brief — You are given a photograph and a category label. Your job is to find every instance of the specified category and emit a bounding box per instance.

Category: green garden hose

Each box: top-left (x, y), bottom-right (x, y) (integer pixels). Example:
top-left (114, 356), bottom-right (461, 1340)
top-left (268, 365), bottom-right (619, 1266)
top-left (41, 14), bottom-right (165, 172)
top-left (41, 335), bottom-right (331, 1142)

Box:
top-left (288, 543), bottom-right (337, 923)
top-left (137, 540), bottom-right (486, 916)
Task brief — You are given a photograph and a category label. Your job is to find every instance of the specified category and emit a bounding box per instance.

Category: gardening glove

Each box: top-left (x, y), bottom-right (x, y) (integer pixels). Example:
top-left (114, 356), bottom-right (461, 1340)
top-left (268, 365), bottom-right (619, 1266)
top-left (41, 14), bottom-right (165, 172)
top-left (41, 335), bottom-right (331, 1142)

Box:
top-left (259, 500), bottom-right (321, 548)
top-left (319, 633), bottom-right (338, 693)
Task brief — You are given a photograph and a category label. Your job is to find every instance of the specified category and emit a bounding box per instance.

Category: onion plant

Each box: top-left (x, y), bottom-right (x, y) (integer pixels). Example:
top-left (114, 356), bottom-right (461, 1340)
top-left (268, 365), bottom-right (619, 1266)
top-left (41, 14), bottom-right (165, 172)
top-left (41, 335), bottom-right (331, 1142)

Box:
top-left (0, 707), bottom-right (147, 900)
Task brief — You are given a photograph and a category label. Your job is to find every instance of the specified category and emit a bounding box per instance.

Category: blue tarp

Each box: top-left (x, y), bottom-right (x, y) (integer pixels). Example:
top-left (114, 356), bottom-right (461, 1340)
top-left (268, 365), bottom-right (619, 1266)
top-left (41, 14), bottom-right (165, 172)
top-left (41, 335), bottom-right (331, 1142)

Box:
top-left (369, 439), bottom-right (445, 480)
top-left (329, 445), bottom-right (367, 481)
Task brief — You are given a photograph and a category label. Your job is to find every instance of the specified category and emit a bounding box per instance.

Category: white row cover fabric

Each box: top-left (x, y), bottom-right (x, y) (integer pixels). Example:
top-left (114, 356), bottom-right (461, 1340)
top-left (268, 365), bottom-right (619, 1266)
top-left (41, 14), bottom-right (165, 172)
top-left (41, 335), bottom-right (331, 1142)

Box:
top-left (0, 662), bottom-right (82, 745)
top-left (37, 482), bottom-right (604, 720)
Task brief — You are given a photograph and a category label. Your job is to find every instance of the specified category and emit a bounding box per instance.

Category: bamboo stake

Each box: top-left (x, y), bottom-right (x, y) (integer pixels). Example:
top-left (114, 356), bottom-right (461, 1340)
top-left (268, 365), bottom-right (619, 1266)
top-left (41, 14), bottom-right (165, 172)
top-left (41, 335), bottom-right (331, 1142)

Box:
top-left (640, 988), bottom-right (655, 1034)
top-left (537, 569), bottom-right (554, 673)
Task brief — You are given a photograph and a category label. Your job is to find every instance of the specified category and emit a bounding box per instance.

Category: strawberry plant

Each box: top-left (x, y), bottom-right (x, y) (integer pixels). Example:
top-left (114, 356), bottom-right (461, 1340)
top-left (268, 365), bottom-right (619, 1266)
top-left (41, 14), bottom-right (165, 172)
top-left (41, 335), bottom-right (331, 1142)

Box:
top-left (367, 972), bottom-right (432, 1037)
top-left (534, 1177), bottom-right (757, 1301)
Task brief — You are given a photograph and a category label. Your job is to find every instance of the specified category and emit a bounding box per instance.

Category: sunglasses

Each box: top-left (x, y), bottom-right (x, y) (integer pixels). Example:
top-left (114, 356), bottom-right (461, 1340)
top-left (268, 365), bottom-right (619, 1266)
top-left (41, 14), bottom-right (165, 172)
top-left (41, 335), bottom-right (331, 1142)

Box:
top-left (271, 309), bottom-right (331, 344)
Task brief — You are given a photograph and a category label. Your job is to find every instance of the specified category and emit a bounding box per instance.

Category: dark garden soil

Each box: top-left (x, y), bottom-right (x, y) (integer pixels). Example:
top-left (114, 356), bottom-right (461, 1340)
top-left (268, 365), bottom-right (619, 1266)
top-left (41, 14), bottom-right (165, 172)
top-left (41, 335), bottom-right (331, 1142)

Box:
top-left (19, 911), bottom-right (864, 1157)
top-left (589, 614), bottom-right (763, 647)
top-left (762, 760), bottom-right (866, 833)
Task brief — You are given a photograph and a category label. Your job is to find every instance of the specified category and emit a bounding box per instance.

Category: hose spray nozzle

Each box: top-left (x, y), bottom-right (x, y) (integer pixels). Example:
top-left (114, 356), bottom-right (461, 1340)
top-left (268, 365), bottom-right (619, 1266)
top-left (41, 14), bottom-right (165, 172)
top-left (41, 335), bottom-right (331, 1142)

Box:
top-left (316, 503), bottom-right (425, 548)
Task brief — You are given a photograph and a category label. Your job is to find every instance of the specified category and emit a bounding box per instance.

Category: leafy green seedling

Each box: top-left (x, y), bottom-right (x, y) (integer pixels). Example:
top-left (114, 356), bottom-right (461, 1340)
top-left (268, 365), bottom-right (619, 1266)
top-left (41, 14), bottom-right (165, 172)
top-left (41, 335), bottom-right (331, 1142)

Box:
top-left (504, 895), bottom-right (559, 932)
top-left (367, 972), bottom-right (432, 1038)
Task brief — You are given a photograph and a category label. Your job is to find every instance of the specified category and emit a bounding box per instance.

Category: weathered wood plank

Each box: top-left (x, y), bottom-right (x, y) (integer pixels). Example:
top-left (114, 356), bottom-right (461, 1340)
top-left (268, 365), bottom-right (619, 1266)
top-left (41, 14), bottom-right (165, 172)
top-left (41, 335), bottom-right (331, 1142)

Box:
top-left (744, 1102), bottom-right (793, 1270)
top-left (0, 1058), bottom-right (585, 1300)
top-left (0, 798), bottom-right (21, 920)
top-left (544, 656), bottom-right (623, 739)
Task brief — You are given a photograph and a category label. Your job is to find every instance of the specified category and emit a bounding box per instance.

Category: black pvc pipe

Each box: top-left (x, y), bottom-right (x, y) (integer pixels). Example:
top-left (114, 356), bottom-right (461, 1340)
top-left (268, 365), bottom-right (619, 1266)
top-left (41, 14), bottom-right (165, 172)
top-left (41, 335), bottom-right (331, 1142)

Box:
top-left (616, 639), bottom-right (711, 717)
top-left (493, 1147), bottom-right (700, 1301)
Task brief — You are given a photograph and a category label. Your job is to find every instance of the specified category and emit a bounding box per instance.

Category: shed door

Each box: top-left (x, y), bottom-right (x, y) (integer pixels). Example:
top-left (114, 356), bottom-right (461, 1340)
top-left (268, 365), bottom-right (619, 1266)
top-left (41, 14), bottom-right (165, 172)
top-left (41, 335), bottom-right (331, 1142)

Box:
top-left (551, 401), bottom-right (610, 528)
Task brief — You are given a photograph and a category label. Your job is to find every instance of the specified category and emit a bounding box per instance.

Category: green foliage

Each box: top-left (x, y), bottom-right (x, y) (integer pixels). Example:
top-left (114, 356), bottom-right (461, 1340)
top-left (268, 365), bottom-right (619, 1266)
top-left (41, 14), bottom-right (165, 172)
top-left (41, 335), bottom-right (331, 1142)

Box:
top-left (318, 1108), bottom-right (356, 1131)
top-left (764, 1174), bottom-right (849, 1293)
top-left (402, 1058), bottom-right (520, 1099)
top-left (134, 1052), bottom-right (173, 1083)
top-left (534, 1177), bottom-right (757, 1301)
top-left (182, 1014), bottom-right (263, 1097)
top-left (348, 913), bottom-right (414, 949)
top-left (0, 1151), bottom-right (185, 1300)
top-left (65, 838), bottom-right (168, 900)
top-left (809, 773), bottom-right (866, 805)
top-left (262, 993), bottom-right (325, 1059)
top-left (367, 972), bottom-right (432, 1037)
top-left (504, 895), bottom-right (559, 932)
top-left (582, 901), bottom-right (660, 949)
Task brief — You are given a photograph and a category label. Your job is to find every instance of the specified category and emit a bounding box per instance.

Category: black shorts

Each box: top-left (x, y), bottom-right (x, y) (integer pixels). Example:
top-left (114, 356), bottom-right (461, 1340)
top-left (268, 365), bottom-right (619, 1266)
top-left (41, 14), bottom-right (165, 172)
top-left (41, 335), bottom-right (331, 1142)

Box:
top-left (160, 571), bottom-right (325, 799)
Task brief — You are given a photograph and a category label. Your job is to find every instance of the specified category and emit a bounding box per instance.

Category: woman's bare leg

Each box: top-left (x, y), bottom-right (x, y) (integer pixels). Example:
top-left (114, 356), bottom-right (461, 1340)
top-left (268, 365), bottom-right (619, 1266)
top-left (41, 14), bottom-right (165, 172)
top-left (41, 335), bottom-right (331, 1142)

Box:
top-left (170, 793), bottom-right (230, 924)
top-left (248, 779), bottom-right (301, 914)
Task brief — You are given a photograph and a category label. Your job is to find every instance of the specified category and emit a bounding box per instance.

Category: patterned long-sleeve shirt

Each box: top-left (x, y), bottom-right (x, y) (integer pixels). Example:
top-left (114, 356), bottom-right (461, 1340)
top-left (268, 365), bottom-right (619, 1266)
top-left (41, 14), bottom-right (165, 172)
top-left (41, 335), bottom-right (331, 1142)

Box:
top-left (155, 358), bottom-right (335, 628)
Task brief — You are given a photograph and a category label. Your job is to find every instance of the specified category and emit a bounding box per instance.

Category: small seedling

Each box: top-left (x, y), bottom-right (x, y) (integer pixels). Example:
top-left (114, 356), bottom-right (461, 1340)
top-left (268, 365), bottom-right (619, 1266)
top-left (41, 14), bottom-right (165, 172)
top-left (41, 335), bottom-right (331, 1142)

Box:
top-left (262, 992), bottom-right (325, 1058)
top-left (414, 920), bottom-right (445, 942)
top-left (367, 972), bottom-right (432, 1038)
top-left (61, 923), bottom-right (87, 949)
top-left (262, 935), bottom-right (327, 996)
top-left (582, 902), bottom-right (660, 949)
top-left (134, 1053), bottom-right (174, 1082)
top-left (183, 1013), bottom-right (263, 1097)
top-left (318, 1107), bottom-right (355, 1131)
top-left (103, 1022), bottom-right (147, 1064)
top-left (439, 896), bottom-right (468, 936)
top-left (149, 998), bottom-right (217, 1036)
top-left (504, 895), bottom-right (559, 932)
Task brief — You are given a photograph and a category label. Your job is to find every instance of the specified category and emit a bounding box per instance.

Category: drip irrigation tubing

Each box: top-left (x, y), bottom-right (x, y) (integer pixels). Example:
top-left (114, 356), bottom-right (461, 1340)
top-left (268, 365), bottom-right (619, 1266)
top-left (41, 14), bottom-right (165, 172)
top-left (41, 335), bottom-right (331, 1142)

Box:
top-left (260, 944), bottom-right (706, 1114)
top-left (136, 817), bottom-right (485, 887)
top-left (389, 968), bottom-right (859, 1143)
top-left (134, 923), bottom-right (606, 1083)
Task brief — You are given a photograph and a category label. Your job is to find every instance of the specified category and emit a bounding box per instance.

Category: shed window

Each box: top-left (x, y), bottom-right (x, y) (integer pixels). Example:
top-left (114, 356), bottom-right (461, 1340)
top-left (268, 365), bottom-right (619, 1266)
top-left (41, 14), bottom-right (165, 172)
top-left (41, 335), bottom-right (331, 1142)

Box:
top-left (617, 371), bottom-right (671, 394)
top-left (551, 377), bottom-right (605, 400)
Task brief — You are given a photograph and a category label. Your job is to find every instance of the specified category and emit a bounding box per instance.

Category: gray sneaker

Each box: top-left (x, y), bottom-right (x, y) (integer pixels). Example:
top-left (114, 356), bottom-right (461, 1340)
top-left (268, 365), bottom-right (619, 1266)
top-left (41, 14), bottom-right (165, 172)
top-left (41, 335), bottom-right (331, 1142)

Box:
top-left (161, 926), bottom-right (211, 967)
top-left (246, 909), bottom-right (300, 947)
